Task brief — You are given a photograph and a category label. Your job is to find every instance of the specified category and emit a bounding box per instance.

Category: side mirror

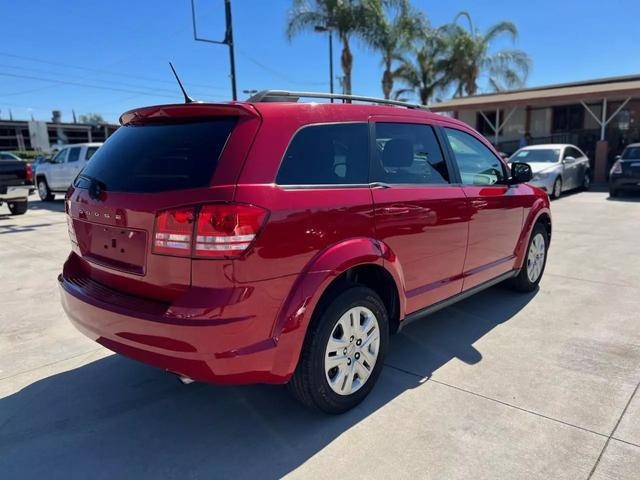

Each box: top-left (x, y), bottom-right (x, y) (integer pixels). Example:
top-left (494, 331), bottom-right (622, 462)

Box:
top-left (563, 156), bottom-right (575, 163)
top-left (510, 162), bottom-right (532, 184)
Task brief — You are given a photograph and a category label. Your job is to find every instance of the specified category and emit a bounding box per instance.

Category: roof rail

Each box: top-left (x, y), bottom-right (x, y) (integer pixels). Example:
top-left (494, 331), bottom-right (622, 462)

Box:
top-left (247, 90), bottom-right (430, 111)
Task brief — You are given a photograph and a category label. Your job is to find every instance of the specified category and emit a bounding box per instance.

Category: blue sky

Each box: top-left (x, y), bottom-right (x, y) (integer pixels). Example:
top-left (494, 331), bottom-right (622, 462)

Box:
top-left (2, 0), bottom-right (639, 123)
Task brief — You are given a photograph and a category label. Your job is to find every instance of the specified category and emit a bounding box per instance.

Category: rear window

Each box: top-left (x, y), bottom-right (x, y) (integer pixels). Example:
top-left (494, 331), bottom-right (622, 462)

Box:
top-left (76, 119), bottom-right (237, 193)
top-left (276, 123), bottom-right (369, 185)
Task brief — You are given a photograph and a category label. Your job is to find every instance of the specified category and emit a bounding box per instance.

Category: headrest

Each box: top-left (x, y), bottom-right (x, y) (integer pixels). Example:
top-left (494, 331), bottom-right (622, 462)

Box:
top-left (382, 138), bottom-right (414, 167)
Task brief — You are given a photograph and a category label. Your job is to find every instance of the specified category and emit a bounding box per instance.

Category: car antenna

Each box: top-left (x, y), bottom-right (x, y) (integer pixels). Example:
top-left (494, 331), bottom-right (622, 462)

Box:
top-left (169, 62), bottom-right (194, 104)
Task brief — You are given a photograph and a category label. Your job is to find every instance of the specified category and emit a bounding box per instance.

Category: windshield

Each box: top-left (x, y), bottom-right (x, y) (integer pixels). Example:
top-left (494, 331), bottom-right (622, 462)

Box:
top-left (511, 148), bottom-right (561, 163)
top-left (622, 146), bottom-right (640, 160)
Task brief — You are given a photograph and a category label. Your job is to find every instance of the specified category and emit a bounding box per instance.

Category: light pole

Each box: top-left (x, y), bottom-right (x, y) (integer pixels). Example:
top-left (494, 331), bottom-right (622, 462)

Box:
top-left (191, 0), bottom-right (238, 100)
top-left (314, 25), bottom-right (334, 99)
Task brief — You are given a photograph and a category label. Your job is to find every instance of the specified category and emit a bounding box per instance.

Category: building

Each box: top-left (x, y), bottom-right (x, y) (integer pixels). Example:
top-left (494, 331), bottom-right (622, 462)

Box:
top-left (430, 75), bottom-right (640, 182)
top-left (0, 111), bottom-right (118, 153)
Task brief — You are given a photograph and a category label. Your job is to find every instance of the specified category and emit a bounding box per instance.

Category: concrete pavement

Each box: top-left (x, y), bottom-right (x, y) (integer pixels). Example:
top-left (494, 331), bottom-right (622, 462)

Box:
top-left (0, 190), bottom-right (639, 479)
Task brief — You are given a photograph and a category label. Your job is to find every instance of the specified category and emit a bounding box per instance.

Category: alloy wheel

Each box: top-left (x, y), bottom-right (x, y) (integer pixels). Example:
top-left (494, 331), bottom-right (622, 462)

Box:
top-left (38, 181), bottom-right (48, 200)
top-left (324, 306), bottom-right (380, 396)
top-left (526, 233), bottom-right (546, 283)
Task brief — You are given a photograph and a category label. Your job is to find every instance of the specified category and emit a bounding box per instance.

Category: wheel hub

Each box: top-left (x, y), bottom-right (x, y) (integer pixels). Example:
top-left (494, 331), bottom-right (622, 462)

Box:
top-left (324, 306), bottom-right (380, 396)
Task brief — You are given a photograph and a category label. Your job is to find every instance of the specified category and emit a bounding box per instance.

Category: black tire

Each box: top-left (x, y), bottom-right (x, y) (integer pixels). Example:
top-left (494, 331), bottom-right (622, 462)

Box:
top-left (37, 178), bottom-right (55, 201)
top-left (288, 285), bottom-right (389, 414)
top-left (609, 188), bottom-right (619, 198)
top-left (551, 177), bottom-right (562, 199)
top-left (582, 171), bottom-right (591, 190)
top-left (507, 222), bottom-right (549, 292)
top-left (8, 200), bottom-right (28, 215)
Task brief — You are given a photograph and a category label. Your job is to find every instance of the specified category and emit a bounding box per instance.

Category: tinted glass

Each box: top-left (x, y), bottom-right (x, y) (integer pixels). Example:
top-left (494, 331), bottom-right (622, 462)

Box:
top-left (67, 147), bottom-right (81, 162)
top-left (373, 123), bottom-right (449, 184)
top-left (277, 123), bottom-right (369, 185)
top-left (86, 146), bottom-right (99, 160)
top-left (622, 146), bottom-right (640, 160)
top-left (445, 128), bottom-right (505, 186)
top-left (512, 148), bottom-right (560, 163)
top-left (77, 119), bottom-right (237, 193)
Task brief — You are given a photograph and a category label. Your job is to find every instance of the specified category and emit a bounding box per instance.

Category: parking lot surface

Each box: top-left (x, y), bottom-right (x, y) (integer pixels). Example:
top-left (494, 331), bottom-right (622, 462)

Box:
top-left (1, 190), bottom-right (639, 479)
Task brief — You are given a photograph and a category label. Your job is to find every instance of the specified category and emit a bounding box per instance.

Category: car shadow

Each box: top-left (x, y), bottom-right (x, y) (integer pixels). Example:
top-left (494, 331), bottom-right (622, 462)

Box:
top-left (606, 191), bottom-right (640, 202)
top-left (27, 198), bottom-right (65, 213)
top-left (0, 285), bottom-right (536, 479)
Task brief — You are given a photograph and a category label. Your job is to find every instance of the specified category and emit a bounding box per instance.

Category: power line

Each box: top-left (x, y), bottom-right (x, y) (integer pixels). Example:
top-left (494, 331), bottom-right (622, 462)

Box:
top-left (0, 51), bottom-right (229, 91)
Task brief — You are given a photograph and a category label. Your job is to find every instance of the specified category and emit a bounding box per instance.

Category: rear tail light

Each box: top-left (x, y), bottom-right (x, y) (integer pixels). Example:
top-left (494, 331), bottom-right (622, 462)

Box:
top-left (153, 204), bottom-right (267, 259)
top-left (25, 164), bottom-right (33, 182)
top-left (153, 207), bottom-right (196, 257)
top-left (610, 161), bottom-right (623, 175)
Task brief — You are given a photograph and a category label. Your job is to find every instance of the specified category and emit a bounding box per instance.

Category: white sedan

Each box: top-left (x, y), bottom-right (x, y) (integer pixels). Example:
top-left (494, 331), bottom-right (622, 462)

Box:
top-left (509, 144), bottom-right (591, 198)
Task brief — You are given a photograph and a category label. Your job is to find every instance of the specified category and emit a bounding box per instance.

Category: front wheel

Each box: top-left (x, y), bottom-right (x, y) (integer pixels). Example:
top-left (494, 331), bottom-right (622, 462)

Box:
top-left (508, 222), bottom-right (549, 292)
top-left (37, 178), bottom-right (55, 201)
top-left (551, 177), bottom-right (562, 199)
top-left (288, 286), bottom-right (389, 414)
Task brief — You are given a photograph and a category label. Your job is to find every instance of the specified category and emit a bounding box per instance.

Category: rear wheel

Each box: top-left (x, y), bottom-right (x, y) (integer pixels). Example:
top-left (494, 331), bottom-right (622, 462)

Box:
top-left (8, 200), bottom-right (28, 215)
top-left (551, 177), bottom-right (562, 199)
top-left (288, 286), bottom-right (389, 414)
top-left (582, 171), bottom-right (591, 190)
top-left (37, 178), bottom-right (55, 201)
top-left (508, 222), bottom-right (548, 292)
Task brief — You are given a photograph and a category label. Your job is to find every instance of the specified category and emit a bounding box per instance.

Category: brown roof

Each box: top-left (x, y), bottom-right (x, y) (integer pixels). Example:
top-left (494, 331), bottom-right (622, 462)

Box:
top-left (429, 75), bottom-right (640, 112)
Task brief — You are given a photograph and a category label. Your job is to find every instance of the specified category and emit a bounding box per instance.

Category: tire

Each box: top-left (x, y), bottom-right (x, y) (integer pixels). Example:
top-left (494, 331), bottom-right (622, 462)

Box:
top-left (37, 178), bottom-right (55, 201)
top-left (288, 285), bottom-right (389, 414)
top-left (582, 171), bottom-right (590, 190)
top-left (507, 222), bottom-right (549, 292)
top-left (551, 177), bottom-right (562, 199)
top-left (609, 188), bottom-right (618, 198)
top-left (8, 200), bottom-right (28, 215)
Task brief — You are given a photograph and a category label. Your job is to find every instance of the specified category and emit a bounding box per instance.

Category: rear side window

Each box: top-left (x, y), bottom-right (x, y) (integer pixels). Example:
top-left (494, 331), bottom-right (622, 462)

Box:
top-left (373, 123), bottom-right (449, 185)
top-left (77, 119), bottom-right (237, 193)
top-left (67, 147), bottom-right (81, 162)
top-left (277, 123), bottom-right (369, 185)
top-left (86, 146), bottom-right (99, 160)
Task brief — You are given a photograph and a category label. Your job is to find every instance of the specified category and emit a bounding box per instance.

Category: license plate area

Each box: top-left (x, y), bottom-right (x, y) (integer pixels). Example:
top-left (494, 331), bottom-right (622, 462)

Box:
top-left (74, 220), bottom-right (147, 275)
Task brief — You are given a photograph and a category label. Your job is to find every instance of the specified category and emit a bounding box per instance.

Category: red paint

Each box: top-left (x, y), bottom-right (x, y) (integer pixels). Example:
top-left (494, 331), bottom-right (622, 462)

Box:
top-left (60, 100), bottom-right (551, 385)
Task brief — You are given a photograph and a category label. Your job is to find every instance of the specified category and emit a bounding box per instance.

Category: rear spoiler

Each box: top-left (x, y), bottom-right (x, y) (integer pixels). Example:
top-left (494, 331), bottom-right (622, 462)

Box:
top-left (119, 102), bottom-right (259, 126)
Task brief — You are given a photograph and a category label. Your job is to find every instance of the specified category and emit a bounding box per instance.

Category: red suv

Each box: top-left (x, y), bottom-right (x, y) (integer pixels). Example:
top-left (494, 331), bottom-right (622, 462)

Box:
top-left (59, 91), bottom-right (551, 413)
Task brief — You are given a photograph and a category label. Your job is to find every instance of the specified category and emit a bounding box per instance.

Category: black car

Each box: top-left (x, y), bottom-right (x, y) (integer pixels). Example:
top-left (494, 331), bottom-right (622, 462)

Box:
top-left (609, 143), bottom-right (640, 197)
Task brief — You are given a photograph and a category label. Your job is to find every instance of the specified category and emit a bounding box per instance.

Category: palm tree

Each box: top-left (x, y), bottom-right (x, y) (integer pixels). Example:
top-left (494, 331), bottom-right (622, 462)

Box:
top-left (286, 0), bottom-right (372, 95)
top-left (442, 11), bottom-right (530, 96)
top-left (363, 0), bottom-right (427, 99)
top-left (392, 30), bottom-right (448, 105)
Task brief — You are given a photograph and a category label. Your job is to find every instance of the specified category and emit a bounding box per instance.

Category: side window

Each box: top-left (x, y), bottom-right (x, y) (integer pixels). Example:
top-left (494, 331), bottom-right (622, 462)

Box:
top-left (445, 128), bottom-right (505, 186)
top-left (67, 147), bottom-right (81, 162)
top-left (373, 123), bottom-right (449, 185)
top-left (52, 149), bottom-right (68, 164)
top-left (276, 123), bottom-right (369, 185)
top-left (565, 147), bottom-right (581, 159)
top-left (86, 146), bottom-right (99, 160)
top-left (0, 153), bottom-right (11, 160)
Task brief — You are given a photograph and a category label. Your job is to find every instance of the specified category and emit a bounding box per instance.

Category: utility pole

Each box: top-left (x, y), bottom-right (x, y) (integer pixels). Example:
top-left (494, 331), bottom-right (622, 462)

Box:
top-left (314, 25), bottom-right (334, 101)
top-left (191, 0), bottom-right (237, 100)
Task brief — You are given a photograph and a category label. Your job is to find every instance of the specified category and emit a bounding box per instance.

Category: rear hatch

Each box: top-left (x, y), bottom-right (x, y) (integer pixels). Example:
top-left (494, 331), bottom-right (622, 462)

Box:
top-left (66, 103), bottom-right (261, 301)
top-left (621, 160), bottom-right (640, 178)
top-left (0, 159), bottom-right (32, 191)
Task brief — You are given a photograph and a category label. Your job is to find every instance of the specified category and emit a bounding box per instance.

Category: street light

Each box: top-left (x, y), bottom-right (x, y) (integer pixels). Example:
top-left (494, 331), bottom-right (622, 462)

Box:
top-left (314, 25), bottom-right (334, 100)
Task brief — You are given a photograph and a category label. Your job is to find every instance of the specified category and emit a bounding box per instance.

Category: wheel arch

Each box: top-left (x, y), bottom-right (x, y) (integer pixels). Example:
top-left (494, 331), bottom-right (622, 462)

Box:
top-left (514, 203), bottom-right (552, 269)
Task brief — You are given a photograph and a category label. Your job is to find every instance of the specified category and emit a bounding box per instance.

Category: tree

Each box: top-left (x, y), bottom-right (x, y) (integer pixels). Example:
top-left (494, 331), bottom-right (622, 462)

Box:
top-left (442, 11), bottom-right (530, 96)
top-left (79, 113), bottom-right (105, 125)
top-left (363, 0), bottom-right (427, 99)
top-left (392, 30), bottom-right (448, 105)
top-left (287, 0), bottom-right (373, 95)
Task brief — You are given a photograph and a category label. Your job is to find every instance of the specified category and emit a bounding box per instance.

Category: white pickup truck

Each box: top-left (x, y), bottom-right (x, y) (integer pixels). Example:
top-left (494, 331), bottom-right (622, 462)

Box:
top-left (35, 143), bottom-right (102, 201)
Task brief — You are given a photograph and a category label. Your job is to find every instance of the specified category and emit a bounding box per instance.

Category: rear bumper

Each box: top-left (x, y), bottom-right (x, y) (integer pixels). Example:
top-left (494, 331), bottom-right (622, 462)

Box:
top-left (610, 176), bottom-right (640, 191)
top-left (59, 267), bottom-right (290, 385)
top-left (0, 185), bottom-right (30, 201)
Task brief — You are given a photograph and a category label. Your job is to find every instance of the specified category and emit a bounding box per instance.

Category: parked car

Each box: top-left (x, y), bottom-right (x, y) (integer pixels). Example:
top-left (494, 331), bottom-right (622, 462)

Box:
top-left (609, 143), bottom-right (640, 197)
top-left (59, 92), bottom-right (551, 413)
top-left (35, 143), bottom-right (102, 201)
top-left (509, 144), bottom-right (590, 198)
top-left (0, 151), bottom-right (33, 215)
